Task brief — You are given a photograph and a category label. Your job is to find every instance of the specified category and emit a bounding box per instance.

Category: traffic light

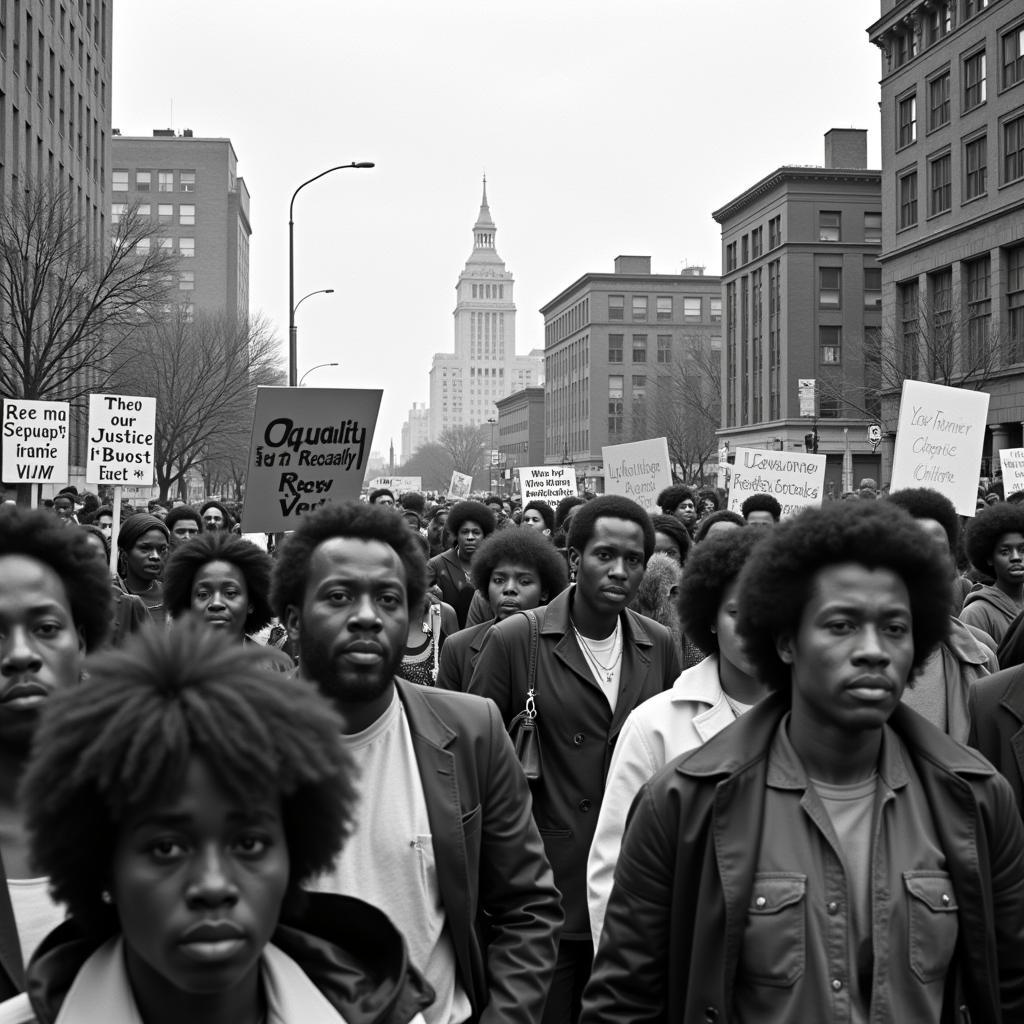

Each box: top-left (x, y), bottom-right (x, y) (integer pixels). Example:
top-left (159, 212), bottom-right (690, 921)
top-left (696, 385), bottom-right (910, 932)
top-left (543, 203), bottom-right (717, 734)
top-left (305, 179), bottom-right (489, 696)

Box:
top-left (804, 432), bottom-right (819, 453)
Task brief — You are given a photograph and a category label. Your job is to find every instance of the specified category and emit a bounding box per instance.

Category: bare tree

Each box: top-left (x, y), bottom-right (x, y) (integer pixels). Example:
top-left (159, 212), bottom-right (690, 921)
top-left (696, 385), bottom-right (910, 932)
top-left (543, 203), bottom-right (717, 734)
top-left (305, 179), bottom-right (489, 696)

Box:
top-left (113, 310), bottom-right (284, 501)
top-left (438, 423), bottom-right (489, 480)
top-left (399, 443), bottom-right (455, 492)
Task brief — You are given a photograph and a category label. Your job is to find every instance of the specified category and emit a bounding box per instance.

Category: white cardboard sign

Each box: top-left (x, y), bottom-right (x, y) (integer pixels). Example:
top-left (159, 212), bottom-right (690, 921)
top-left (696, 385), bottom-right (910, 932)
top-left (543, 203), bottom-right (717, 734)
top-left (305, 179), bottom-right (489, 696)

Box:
top-left (1, 398), bottom-right (70, 484)
top-left (601, 437), bottom-right (673, 509)
top-left (999, 448), bottom-right (1024, 495)
top-left (367, 476), bottom-right (422, 494)
top-left (85, 393), bottom-right (156, 486)
top-left (889, 380), bottom-right (989, 516)
top-left (727, 447), bottom-right (827, 517)
top-left (447, 470), bottom-right (473, 500)
top-left (519, 465), bottom-right (577, 507)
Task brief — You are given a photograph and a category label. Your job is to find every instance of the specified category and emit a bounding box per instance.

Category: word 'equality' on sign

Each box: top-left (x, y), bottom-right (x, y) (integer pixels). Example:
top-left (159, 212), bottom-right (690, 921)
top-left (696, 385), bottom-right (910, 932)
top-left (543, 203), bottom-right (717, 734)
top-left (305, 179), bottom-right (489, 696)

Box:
top-left (85, 393), bottom-right (157, 486)
top-left (1, 398), bottom-right (71, 484)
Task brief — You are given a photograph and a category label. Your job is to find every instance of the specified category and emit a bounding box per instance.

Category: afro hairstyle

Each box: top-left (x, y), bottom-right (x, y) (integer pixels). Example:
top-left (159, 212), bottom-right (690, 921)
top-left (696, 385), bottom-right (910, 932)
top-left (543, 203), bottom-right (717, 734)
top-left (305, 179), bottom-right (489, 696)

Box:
top-left (554, 495), bottom-right (585, 532)
top-left (445, 500), bottom-right (497, 542)
top-left (630, 553), bottom-right (683, 643)
top-left (884, 487), bottom-right (960, 552)
top-left (400, 492), bottom-right (426, 514)
top-left (522, 500), bottom-right (555, 533)
top-left (656, 485), bottom-right (695, 515)
top-left (164, 505), bottom-right (203, 533)
top-left (964, 502), bottom-right (1024, 574)
top-left (678, 529), bottom-right (766, 655)
top-left (651, 514), bottom-right (692, 561)
top-left (567, 495), bottom-right (655, 561)
top-left (693, 509), bottom-right (746, 543)
top-left (20, 619), bottom-right (356, 936)
top-left (163, 532), bottom-right (276, 634)
top-left (470, 525), bottom-right (568, 600)
top-left (271, 500), bottom-right (427, 617)
top-left (0, 505), bottom-right (111, 651)
top-left (740, 493), bottom-right (782, 522)
top-left (695, 488), bottom-right (721, 512)
top-left (736, 502), bottom-right (952, 692)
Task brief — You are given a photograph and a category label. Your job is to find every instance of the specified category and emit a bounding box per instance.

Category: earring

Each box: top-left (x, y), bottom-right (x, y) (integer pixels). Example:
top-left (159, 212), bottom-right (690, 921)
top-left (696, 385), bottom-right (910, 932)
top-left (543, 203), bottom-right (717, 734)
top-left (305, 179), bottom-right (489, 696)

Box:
top-left (100, 890), bottom-right (113, 905)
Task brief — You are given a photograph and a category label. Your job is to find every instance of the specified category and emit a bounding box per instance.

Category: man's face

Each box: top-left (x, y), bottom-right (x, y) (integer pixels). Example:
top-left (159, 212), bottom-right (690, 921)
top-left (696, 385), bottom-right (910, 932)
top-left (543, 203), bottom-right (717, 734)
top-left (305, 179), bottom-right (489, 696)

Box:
top-left (53, 499), bottom-right (74, 521)
top-left (286, 537), bottom-right (408, 706)
top-left (171, 519), bottom-right (201, 546)
top-left (990, 532), bottom-right (1024, 589)
top-left (96, 513), bottom-right (114, 540)
top-left (571, 517), bottom-right (646, 616)
top-left (426, 513), bottom-right (448, 545)
top-left (487, 560), bottom-right (546, 621)
top-left (0, 555), bottom-right (84, 748)
top-left (745, 511), bottom-right (776, 528)
top-left (778, 563), bottom-right (914, 737)
top-left (372, 493), bottom-right (394, 507)
top-left (203, 508), bottom-right (225, 531)
top-left (674, 499), bottom-right (697, 528)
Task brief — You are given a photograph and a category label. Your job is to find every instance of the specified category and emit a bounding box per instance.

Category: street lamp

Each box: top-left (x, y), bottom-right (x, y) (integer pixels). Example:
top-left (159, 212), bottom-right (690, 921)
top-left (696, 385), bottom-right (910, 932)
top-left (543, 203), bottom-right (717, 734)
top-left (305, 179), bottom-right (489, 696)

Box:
top-left (298, 361), bottom-right (339, 387)
top-left (288, 162), bottom-right (374, 386)
top-left (487, 418), bottom-right (496, 495)
top-left (294, 287), bottom-right (335, 318)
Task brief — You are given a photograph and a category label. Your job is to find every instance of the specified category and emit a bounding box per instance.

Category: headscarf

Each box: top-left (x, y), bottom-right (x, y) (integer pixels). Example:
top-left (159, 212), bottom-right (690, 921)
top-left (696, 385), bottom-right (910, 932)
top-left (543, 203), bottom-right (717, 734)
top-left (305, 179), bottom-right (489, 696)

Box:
top-left (117, 513), bottom-right (170, 552)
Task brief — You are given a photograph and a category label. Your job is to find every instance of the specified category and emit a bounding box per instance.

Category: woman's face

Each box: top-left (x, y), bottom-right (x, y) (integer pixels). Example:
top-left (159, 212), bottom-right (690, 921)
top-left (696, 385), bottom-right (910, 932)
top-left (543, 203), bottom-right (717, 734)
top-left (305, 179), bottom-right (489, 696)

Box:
top-left (654, 530), bottom-right (682, 564)
top-left (126, 529), bottom-right (168, 583)
top-left (190, 561), bottom-right (251, 639)
top-left (456, 520), bottom-right (484, 559)
top-left (112, 758), bottom-right (288, 1001)
top-left (716, 579), bottom-right (754, 676)
top-left (521, 508), bottom-right (550, 534)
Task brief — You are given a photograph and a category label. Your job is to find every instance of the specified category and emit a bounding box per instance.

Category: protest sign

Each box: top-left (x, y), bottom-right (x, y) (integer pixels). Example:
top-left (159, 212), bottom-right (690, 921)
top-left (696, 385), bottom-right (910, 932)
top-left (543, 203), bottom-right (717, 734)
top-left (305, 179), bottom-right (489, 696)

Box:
top-left (602, 437), bottom-right (672, 509)
top-left (727, 447), bottom-right (826, 517)
top-left (85, 394), bottom-right (156, 486)
top-left (1, 398), bottom-right (70, 484)
top-left (367, 476), bottom-right (422, 494)
top-left (889, 380), bottom-right (989, 516)
top-left (999, 448), bottom-right (1024, 495)
top-left (242, 387), bottom-right (381, 533)
top-left (447, 470), bottom-right (473, 500)
top-left (519, 465), bottom-right (577, 507)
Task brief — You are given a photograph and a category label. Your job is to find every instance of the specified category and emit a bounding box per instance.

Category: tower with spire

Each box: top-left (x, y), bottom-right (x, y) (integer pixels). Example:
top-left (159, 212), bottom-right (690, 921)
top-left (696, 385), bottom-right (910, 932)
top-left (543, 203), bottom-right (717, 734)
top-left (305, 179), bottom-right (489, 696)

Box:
top-left (427, 179), bottom-right (542, 443)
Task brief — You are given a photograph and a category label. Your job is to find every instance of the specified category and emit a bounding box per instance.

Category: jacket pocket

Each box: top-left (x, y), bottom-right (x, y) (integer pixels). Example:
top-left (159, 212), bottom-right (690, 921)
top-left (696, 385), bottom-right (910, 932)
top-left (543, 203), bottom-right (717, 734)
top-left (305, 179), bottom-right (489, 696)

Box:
top-left (903, 870), bottom-right (958, 983)
top-left (739, 872), bottom-right (806, 987)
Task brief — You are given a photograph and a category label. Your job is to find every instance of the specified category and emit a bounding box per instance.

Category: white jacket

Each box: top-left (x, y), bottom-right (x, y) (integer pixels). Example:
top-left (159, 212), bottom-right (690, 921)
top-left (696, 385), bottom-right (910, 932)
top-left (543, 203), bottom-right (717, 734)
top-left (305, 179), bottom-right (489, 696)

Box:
top-left (586, 655), bottom-right (740, 947)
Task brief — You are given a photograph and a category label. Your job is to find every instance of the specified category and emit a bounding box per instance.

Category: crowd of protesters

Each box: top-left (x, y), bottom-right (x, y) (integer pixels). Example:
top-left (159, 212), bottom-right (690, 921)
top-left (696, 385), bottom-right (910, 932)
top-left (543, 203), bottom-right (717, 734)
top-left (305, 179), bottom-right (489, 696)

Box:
top-left (1, 473), bottom-right (1024, 1022)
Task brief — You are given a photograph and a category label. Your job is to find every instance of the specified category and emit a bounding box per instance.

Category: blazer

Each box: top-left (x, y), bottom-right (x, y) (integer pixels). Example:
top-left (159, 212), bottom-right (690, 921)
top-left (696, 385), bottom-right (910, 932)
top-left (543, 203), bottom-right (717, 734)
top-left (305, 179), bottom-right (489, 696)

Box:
top-left (468, 587), bottom-right (680, 939)
top-left (968, 664), bottom-right (1024, 817)
top-left (394, 678), bottom-right (563, 1024)
top-left (435, 620), bottom-right (493, 692)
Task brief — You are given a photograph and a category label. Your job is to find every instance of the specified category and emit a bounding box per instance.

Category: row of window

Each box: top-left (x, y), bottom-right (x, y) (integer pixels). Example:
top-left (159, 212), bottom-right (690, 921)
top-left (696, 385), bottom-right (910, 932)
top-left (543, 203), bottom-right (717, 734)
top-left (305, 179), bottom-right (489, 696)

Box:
top-left (112, 169), bottom-right (195, 193)
top-left (111, 202), bottom-right (196, 228)
top-left (606, 293), bottom-right (720, 321)
top-left (133, 237), bottom-right (194, 258)
top-left (888, 0), bottom-right (992, 72)
top-left (470, 282), bottom-right (504, 299)
top-left (817, 265), bottom-right (883, 308)
top-left (727, 212), bottom-right (880, 270)
top-left (607, 334), bottom-right (677, 364)
top-left (725, 216), bottom-right (783, 271)
top-left (898, 114), bottom-right (1024, 227)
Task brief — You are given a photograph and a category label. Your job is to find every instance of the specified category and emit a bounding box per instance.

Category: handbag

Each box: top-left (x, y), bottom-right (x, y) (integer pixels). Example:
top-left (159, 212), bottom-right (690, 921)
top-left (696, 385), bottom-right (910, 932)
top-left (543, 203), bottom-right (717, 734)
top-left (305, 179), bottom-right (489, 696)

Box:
top-left (507, 609), bottom-right (542, 783)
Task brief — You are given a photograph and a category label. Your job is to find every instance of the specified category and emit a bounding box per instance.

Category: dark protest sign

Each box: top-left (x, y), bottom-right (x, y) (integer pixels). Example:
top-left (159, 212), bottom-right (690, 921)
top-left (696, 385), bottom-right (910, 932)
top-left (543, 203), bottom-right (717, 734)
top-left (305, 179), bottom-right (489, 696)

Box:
top-left (242, 387), bottom-right (381, 533)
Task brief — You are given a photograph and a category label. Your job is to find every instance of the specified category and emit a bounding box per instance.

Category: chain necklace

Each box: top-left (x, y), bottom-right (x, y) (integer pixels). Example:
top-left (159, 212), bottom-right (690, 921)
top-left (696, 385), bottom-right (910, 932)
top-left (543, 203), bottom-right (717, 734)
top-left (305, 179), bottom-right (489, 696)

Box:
top-left (572, 619), bottom-right (623, 685)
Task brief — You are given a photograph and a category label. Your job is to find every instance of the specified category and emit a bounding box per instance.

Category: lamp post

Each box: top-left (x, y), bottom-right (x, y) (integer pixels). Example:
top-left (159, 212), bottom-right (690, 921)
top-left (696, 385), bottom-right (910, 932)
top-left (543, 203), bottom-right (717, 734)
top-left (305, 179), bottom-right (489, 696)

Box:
top-left (298, 361), bottom-right (339, 387)
top-left (288, 162), bottom-right (374, 386)
top-left (295, 287), bottom-right (334, 318)
top-left (487, 418), bottom-right (496, 495)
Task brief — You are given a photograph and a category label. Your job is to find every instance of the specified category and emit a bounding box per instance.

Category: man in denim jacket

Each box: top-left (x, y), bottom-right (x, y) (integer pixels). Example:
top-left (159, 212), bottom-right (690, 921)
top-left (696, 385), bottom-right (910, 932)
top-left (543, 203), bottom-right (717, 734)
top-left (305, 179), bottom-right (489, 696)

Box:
top-left (582, 502), bottom-right (1024, 1024)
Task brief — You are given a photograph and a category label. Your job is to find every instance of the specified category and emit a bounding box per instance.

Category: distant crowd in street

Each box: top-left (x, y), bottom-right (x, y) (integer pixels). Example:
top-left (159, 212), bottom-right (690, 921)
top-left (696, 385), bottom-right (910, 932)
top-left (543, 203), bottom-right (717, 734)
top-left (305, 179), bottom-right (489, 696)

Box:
top-left (1, 472), bottom-right (1024, 1022)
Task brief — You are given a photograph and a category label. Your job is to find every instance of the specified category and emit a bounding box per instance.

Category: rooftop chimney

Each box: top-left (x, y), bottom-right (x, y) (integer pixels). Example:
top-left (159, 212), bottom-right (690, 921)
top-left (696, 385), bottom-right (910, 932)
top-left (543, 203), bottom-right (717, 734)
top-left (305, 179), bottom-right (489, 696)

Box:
top-left (153, 129), bottom-right (174, 137)
top-left (614, 255), bottom-right (652, 275)
top-left (824, 128), bottom-right (867, 169)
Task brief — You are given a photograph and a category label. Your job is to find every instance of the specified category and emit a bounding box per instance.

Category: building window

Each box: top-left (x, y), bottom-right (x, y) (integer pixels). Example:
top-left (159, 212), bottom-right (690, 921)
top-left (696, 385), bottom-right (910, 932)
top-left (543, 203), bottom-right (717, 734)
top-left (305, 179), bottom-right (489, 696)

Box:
top-left (608, 376), bottom-right (624, 435)
top-left (136, 238), bottom-right (150, 255)
top-left (899, 171), bottom-right (918, 228)
top-left (819, 211), bottom-right (841, 241)
top-left (898, 94), bottom-right (917, 147)
top-left (929, 267), bottom-right (954, 376)
top-left (632, 295), bottom-right (648, 320)
top-left (632, 334), bottom-right (647, 361)
top-left (632, 375), bottom-right (646, 400)
top-left (684, 297), bottom-right (701, 319)
top-left (112, 169), bottom-right (128, 192)
top-left (819, 267), bottom-right (842, 307)
top-left (741, 235), bottom-right (749, 264)
top-left (657, 335), bottom-right (672, 362)
top-left (864, 212), bottom-right (882, 244)
top-left (110, 202), bottom-right (125, 225)
top-left (608, 294), bottom-right (624, 320)
top-left (1003, 26), bottom-right (1024, 88)
top-left (900, 280), bottom-right (920, 377)
top-left (768, 216), bottom-right (781, 249)
top-left (928, 72), bottom-right (951, 130)
top-left (180, 170), bottom-right (195, 192)
top-left (179, 237), bottom-right (195, 258)
top-left (135, 170), bottom-right (151, 192)
top-left (156, 237), bottom-right (172, 253)
top-left (157, 170), bottom-right (173, 192)
top-left (726, 242), bottom-right (737, 271)
top-left (710, 297), bottom-right (722, 322)
top-left (1004, 114), bottom-right (1024, 182)
top-left (965, 134), bottom-right (987, 199)
top-left (929, 152), bottom-right (951, 214)
top-left (157, 203), bottom-right (172, 224)
top-left (751, 227), bottom-right (763, 258)
top-left (137, 204), bottom-right (151, 219)
top-left (966, 255), bottom-right (991, 365)
top-left (179, 204), bottom-right (195, 226)
top-left (608, 334), bottom-right (623, 363)
top-left (926, 2), bottom-right (952, 44)
top-left (964, 50), bottom-right (987, 110)
top-left (656, 296), bottom-right (672, 320)
top-left (864, 266), bottom-right (882, 308)
top-left (820, 326), bottom-right (842, 364)
top-left (1008, 244), bottom-right (1024, 363)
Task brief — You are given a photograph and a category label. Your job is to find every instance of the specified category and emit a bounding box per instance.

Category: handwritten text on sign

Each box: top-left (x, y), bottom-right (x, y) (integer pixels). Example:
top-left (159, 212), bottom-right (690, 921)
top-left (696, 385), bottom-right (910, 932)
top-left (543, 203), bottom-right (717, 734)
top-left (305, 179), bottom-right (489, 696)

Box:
top-left (1, 399), bottom-right (70, 484)
top-left (519, 465), bottom-right (577, 507)
top-left (1000, 448), bottom-right (1024, 494)
top-left (727, 447), bottom-right (826, 518)
top-left (602, 437), bottom-right (672, 508)
top-left (242, 387), bottom-right (381, 533)
top-left (85, 394), bottom-right (156, 485)
top-left (889, 380), bottom-right (989, 517)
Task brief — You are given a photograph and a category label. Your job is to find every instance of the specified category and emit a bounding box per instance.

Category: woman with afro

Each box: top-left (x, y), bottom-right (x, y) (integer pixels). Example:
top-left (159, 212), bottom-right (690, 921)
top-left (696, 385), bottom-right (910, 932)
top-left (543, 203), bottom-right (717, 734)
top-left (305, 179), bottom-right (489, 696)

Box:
top-left (426, 500), bottom-right (496, 629)
top-left (961, 502), bottom-right (1024, 644)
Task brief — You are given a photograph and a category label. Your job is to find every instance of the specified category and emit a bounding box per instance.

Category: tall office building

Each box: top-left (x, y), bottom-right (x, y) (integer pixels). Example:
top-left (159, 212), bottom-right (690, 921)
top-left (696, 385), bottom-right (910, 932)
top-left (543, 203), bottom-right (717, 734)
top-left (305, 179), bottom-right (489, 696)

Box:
top-left (869, 0), bottom-right (1024, 476)
top-left (712, 129), bottom-right (884, 495)
top-left (428, 179), bottom-right (543, 441)
top-left (111, 131), bottom-right (251, 319)
top-left (400, 401), bottom-right (430, 463)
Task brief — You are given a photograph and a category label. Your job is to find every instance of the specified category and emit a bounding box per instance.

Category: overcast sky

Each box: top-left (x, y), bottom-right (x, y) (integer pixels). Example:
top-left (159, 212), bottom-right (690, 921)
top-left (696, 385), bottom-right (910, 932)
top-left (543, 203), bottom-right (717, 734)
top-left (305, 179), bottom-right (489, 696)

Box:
top-left (112, 0), bottom-right (884, 455)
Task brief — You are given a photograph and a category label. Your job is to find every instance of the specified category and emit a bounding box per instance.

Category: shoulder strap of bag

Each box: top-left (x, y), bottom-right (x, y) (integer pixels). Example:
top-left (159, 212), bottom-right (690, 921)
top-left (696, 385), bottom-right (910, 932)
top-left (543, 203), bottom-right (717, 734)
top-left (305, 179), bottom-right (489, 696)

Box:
top-left (523, 609), bottom-right (539, 699)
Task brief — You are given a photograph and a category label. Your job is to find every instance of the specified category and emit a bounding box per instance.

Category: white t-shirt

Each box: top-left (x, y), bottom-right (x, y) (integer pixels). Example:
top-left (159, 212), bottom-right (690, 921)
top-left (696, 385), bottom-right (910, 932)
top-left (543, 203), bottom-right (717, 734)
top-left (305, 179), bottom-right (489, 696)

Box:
top-left (311, 692), bottom-right (471, 1024)
top-left (576, 625), bottom-right (623, 713)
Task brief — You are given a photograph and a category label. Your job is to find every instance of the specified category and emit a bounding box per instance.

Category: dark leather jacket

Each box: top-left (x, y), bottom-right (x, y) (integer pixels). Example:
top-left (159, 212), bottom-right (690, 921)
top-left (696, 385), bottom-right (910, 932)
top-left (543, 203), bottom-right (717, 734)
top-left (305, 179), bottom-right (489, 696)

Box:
top-left (582, 695), bottom-right (1024, 1024)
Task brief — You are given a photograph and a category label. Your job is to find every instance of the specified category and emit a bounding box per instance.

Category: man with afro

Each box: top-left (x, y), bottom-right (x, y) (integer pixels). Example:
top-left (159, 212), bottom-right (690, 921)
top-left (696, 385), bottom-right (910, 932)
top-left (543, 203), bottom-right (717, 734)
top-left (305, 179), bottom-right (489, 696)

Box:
top-left (740, 492), bottom-right (781, 527)
top-left (582, 501), bottom-right (1024, 1023)
top-left (961, 501), bottom-right (1024, 643)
